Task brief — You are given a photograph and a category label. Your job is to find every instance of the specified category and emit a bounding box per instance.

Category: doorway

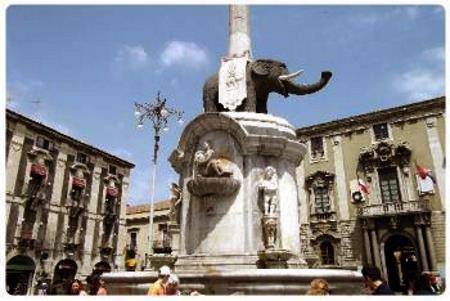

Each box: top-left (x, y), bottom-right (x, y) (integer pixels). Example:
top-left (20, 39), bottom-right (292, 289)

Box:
top-left (51, 259), bottom-right (77, 295)
top-left (384, 234), bottom-right (418, 293)
top-left (6, 255), bottom-right (36, 295)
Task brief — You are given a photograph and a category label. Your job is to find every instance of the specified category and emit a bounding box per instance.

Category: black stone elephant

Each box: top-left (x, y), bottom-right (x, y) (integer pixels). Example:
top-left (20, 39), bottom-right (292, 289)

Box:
top-left (203, 59), bottom-right (332, 114)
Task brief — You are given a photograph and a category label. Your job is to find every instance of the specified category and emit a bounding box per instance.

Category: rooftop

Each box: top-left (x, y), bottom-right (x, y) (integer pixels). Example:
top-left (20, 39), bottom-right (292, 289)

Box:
top-left (6, 109), bottom-right (135, 168)
top-left (296, 96), bottom-right (445, 137)
top-left (126, 200), bottom-right (172, 215)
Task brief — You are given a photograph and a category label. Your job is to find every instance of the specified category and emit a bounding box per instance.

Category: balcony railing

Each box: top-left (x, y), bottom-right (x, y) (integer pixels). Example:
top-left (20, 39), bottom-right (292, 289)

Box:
top-left (357, 199), bottom-right (431, 217)
top-left (310, 211), bottom-right (337, 223)
top-left (152, 236), bottom-right (172, 254)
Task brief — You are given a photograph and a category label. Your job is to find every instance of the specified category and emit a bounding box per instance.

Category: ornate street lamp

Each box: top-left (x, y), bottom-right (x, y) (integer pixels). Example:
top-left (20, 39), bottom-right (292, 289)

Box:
top-left (134, 91), bottom-right (183, 264)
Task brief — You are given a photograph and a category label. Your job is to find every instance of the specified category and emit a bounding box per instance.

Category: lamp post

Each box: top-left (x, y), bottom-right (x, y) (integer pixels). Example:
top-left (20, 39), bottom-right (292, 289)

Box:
top-left (134, 92), bottom-right (183, 266)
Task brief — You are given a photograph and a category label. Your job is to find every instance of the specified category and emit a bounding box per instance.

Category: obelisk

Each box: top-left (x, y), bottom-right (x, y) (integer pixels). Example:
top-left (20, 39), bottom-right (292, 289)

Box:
top-left (218, 5), bottom-right (251, 111)
top-left (228, 5), bottom-right (252, 58)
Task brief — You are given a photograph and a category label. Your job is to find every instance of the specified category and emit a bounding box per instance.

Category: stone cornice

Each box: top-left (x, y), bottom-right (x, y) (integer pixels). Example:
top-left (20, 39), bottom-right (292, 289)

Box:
top-left (170, 112), bottom-right (306, 173)
top-left (296, 96), bottom-right (445, 138)
top-left (6, 109), bottom-right (135, 169)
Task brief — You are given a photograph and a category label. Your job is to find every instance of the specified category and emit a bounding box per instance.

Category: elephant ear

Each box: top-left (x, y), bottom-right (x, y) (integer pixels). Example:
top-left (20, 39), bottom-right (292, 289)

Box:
top-left (251, 61), bottom-right (270, 76)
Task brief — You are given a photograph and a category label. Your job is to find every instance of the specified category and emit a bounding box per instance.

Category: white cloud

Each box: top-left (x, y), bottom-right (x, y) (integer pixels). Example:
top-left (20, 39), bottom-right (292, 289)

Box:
top-left (404, 7), bottom-right (419, 19)
top-left (160, 41), bottom-right (209, 69)
top-left (422, 46), bottom-right (445, 62)
top-left (349, 6), bottom-right (420, 27)
top-left (394, 47), bottom-right (445, 100)
top-left (115, 45), bottom-right (149, 70)
top-left (396, 69), bottom-right (444, 100)
top-left (109, 148), bottom-right (133, 161)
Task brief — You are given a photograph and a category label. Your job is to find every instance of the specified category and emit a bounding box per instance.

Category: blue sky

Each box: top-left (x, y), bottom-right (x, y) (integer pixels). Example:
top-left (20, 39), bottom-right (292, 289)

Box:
top-left (6, 5), bottom-right (445, 205)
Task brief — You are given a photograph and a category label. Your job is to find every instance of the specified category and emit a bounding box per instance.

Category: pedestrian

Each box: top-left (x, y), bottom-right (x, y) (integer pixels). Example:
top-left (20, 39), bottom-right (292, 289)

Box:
top-left (361, 265), bottom-right (393, 295)
top-left (88, 274), bottom-right (107, 295)
top-left (415, 273), bottom-right (438, 295)
top-left (166, 274), bottom-right (181, 296)
top-left (147, 265), bottom-right (171, 296)
top-left (68, 279), bottom-right (87, 295)
top-left (306, 278), bottom-right (330, 295)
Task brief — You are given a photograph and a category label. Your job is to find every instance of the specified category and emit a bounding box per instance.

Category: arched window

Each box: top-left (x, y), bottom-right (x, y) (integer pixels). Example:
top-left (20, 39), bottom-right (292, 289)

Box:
top-left (320, 241), bottom-right (335, 265)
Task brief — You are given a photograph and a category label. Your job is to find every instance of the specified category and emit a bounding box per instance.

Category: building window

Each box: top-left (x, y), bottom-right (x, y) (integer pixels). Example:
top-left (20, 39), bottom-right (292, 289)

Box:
top-left (310, 136), bottom-right (325, 159)
top-left (373, 123), bottom-right (389, 141)
top-left (109, 165), bottom-right (117, 175)
top-left (130, 232), bottom-right (137, 250)
top-left (314, 186), bottom-right (331, 213)
top-left (320, 241), bottom-right (335, 265)
top-left (378, 167), bottom-right (401, 203)
top-left (35, 136), bottom-right (50, 150)
top-left (76, 152), bottom-right (88, 164)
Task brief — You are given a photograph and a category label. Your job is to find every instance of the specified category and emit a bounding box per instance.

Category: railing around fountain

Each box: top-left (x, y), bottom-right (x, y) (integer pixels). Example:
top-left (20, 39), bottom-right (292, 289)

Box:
top-left (357, 199), bottom-right (431, 217)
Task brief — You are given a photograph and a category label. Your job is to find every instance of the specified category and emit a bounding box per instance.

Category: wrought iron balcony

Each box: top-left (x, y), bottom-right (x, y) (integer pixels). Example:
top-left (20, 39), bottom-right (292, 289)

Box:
top-left (152, 236), bottom-right (172, 254)
top-left (310, 211), bottom-right (337, 223)
top-left (357, 199), bottom-right (431, 218)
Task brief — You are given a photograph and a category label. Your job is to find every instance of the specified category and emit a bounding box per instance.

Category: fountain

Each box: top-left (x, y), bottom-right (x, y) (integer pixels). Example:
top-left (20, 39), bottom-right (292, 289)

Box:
top-left (102, 5), bottom-right (363, 295)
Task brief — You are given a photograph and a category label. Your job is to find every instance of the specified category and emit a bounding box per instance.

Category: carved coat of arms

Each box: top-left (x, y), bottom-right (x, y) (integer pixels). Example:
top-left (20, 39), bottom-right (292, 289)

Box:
top-left (218, 56), bottom-right (248, 110)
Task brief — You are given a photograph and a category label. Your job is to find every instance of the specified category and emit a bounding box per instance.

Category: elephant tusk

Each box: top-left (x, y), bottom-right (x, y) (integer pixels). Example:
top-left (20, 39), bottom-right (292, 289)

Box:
top-left (278, 70), bottom-right (304, 81)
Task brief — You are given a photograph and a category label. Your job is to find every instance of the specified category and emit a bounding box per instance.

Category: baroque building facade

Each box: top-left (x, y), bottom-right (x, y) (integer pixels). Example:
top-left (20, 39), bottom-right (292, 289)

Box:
top-left (296, 96), bottom-right (445, 292)
top-left (5, 109), bottom-right (134, 295)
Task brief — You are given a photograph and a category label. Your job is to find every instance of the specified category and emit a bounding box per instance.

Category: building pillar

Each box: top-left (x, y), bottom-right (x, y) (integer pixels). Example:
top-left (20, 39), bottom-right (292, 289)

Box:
top-left (228, 5), bottom-right (252, 58)
top-left (296, 160), bottom-right (308, 225)
top-left (44, 152), bottom-right (68, 256)
top-left (81, 165), bottom-right (102, 275)
top-left (115, 174), bottom-right (131, 271)
top-left (425, 117), bottom-right (445, 210)
top-left (362, 220), bottom-right (373, 265)
top-left (6, 124), bottom-right (26, 194)
top-left (332, 135), bottom-right (350, 220)
top-left (370, 229), bottom-right (382, 269)
top-left (415, 223), bottom-right (429, 271)
top-left (424, 225), bottom-right (437, 272)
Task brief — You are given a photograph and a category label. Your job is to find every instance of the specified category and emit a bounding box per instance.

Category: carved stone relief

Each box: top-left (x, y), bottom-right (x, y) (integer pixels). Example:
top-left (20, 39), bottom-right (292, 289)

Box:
top-left (187, 141), bottom-right (240, 197)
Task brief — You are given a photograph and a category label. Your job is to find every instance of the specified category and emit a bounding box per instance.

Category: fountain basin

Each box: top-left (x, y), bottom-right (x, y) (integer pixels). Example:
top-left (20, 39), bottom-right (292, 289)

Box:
top-left (102, 268), bottom-right (364, 295)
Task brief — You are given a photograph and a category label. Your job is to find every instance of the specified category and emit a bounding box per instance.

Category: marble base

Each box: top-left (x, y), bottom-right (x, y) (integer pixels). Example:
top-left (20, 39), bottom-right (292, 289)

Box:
top-left (102, 268), bottom-right (364, 295)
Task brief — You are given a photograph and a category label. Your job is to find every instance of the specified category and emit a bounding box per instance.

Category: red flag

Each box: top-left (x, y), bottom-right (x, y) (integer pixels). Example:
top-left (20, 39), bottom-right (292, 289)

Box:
top-left (416, 164), bottom-right (430, 179)
top-left (416, 163), bottom-right (436, 183)
top-left (358, 179), bottom-right (369, 195)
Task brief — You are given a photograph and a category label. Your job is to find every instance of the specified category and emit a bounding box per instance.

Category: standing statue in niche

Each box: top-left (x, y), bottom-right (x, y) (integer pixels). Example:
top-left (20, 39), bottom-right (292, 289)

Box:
top-left (257, 166), bottom-right (278, 216)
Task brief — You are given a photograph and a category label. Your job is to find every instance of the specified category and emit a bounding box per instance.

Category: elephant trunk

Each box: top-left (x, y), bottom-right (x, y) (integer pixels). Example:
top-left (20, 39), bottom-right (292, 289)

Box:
top-left (281, 71), bottom-right (332, 96)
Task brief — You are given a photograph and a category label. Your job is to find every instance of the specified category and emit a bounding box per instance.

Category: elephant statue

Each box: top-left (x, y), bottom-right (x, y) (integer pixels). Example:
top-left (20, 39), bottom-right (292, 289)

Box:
top-left (203, 59), bottom-right (332, 114)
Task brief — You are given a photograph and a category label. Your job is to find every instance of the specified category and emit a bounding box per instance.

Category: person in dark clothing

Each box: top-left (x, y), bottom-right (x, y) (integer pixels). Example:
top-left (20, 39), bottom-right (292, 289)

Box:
top-left (415, 273), bottom-right (438, 295)
top-left (361, 265), bottom-right (393, 295)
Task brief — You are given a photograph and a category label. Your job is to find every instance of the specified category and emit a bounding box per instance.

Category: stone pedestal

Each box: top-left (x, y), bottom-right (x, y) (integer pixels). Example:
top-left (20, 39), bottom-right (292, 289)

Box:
top-left (257, 249), bottom-right (294, 269)
top-left (168, 222), bottom-right (181, 255)
top-left (169, 112), bottom-right (307, 271)
top-left (147, 254), bottom-right (177, 271)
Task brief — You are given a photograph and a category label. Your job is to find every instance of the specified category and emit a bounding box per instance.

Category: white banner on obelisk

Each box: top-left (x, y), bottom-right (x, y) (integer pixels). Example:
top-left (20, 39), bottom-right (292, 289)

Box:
top-left (218, 56), bottom-right (248, 111)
